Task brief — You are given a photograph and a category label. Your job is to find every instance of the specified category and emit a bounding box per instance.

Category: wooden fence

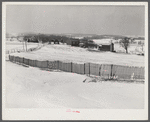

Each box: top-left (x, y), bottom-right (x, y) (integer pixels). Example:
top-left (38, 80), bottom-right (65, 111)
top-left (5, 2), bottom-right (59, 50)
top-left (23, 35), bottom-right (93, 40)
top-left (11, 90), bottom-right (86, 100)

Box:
top-left (9, 55), bottom-right (145, 80)
top-left (6, 42), bottom-right (49, 55)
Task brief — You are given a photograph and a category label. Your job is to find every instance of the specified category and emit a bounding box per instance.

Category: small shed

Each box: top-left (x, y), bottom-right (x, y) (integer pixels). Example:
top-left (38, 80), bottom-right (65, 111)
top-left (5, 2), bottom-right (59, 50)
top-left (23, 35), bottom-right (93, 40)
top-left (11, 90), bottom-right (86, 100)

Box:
top-left (85, 40), bottom-right (97, 48)
top-left (66, 38), bottom-right (80, 46)
top-left (98, 43), bottom-right (114, 52)
top-left (54, 39), bottom-right (59, 44)
top-left (79, 39), bottom-right (97, 48)
top-left (50, 39), bottom-right (60, 44)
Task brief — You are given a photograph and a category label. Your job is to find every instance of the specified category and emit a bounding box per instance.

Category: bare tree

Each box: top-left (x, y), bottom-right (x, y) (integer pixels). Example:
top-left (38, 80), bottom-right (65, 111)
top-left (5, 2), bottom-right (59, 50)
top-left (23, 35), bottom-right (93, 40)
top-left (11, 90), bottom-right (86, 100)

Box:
top-left (23, 36), bottom-right (29, 51)
top-left (119, 37), bottom-right (130, 53)
top-left (138, 41), bottom-right (144, 52)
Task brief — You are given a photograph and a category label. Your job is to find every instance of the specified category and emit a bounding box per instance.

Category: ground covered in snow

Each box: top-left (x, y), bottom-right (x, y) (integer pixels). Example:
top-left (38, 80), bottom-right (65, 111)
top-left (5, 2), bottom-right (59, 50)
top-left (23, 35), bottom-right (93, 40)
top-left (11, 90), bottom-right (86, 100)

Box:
top-left (5, 61), bottom-right (144, 109)
top-left (11, 44), bottom-right (144, 67)
top-left (5, 41), bottom-right (39, 50)
top-left (114, 43), bottom-right (145, 54)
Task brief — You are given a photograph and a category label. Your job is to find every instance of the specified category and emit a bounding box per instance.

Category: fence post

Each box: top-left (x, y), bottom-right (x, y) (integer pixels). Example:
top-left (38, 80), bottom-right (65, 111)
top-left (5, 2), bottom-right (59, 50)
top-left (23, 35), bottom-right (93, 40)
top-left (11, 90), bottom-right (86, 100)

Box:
top-left (14, 56), bottom-right (15, 63)
top-left (14, 56), bottom-right (16, 63)
top-left (57, 60), bottom-right (59, 70)
top-left (9, 55), bottom-right (10, 61)
top-left (71, 62), bottom-right (72, 72)
top-left (84, 63), bottom-right (85, 74)
top-left (23, 57), bottom-right (24, 65)
top-left (28, 59), bottom-right (29, 66)
top-left (111, 64), bottom-right (113, 78)
top-left (34, 60), bottom-right (36, 67)
top-left (89, 63), bottom-right (90, 76)
top-left (18, 57), bottom-right (20, 64)
top-left (99, 64), bottom-right (101, 76)
top-left (47, 60), bottom-right (49, 69)
top-left (12, 56), bottom-right (14, 62)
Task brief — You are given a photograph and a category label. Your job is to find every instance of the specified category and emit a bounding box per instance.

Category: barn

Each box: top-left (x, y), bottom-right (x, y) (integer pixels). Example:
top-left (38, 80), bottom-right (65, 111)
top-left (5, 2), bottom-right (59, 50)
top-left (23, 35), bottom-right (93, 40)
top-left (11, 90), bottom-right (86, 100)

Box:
top-left (93, 39), bottom-right (114, 52)
top-left (98, 43), bottom-right (114, 51)
top-left (49, 39), bottom-right (60, 44)
top-left (84, 40), bottom-right (97, 48)
top-left (66, 38), bottom-right (80, 46)
top-left (54, 39), bottom-right (60, 44)
top-left (79, 39), bottom-right (97, 48)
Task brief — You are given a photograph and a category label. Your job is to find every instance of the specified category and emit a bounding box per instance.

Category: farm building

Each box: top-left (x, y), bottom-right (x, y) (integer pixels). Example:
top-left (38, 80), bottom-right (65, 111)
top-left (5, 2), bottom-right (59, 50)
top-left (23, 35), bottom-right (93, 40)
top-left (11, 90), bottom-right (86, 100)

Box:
top-left (6, 37), bottom-right (11, 41)
top-left (53, 39), bottom-right (60, 44)
top-left (85, 40), bottom-right (97, 48)
top-left (134, 39), bottom-right (145, 45)
top-left (49, 39), bottom-right (60, 44)
top-left (93, 39), bottom-right (114, 52)
top-left (79, 39), bottom-right (97, 48)
top-left (27, 36), bottom-right (39, 43)
top-left (97, 43), bottom-right (114, 52)
top-left (7, 37), bottom-right (18, 41)
top-left (66, 38), bottom-right (80, 46)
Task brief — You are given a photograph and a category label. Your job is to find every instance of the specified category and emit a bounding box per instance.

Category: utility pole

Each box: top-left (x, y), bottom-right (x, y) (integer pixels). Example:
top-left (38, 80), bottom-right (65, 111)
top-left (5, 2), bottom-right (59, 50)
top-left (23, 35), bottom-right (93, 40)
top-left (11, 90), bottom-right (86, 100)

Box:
top-left (19, 36), bottom-right (24, 51)
top-left (25, 38), bottom-right (27, 52)
top-left (26, 39), bottom-right (28, 51)
top-left (22, 41), bottom-right (24, 51)
top-left (38, 33), bottom-right (40, 46)
top-left (22, 34), bottom-right (25, 51)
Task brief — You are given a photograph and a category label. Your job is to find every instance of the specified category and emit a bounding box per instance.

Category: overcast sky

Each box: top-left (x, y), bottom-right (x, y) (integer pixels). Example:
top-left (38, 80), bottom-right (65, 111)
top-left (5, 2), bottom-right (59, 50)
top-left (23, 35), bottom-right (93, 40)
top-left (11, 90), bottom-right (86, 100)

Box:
top-left (6, 5), bottom-right (145, 36)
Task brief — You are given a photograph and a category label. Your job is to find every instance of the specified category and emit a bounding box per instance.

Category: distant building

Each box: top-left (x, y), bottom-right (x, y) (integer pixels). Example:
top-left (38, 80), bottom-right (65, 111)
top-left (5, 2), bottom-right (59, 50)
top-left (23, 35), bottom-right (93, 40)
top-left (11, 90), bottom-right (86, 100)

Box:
top-left (66, 38), bottom-right (80, 46)
top-left (6, 37), bottom-right (11, 41)
top-left (134, 39), bottom-right (144, 45)
top-left (93, 39), bottom-right (114, 52)
top-left (85, 40), bottom-right (97, 48)
top-left (54, 39), bottom-right (59, 44)
top-left (27, 36), bottom-right (38, 43)
top-left (97, 43), bottom-right (114, 52)
top-left (49, 39), bottom-right (60, 44)
top-left (79, 39), bottom-right (97, 48)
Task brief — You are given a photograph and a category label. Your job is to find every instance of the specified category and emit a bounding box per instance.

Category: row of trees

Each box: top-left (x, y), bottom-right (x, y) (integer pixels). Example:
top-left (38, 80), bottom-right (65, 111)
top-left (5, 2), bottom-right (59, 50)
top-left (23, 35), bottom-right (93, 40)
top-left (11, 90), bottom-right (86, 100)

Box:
top-left (22, 34), bottom-right (71, 43)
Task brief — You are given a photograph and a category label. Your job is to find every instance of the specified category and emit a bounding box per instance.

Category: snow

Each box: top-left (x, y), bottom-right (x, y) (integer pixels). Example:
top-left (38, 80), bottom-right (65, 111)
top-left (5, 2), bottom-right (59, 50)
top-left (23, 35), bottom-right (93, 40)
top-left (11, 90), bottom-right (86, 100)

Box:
top-left (5, 61), bottom-right (144, 108)
top-left (6, 41), bottom-right (38, 50)
top-left (114, 43), bottom-right (145, 54)
top-left (11, 44), bottom-right (144, 66)
top-left (93, 39), bottom-right (112, 45)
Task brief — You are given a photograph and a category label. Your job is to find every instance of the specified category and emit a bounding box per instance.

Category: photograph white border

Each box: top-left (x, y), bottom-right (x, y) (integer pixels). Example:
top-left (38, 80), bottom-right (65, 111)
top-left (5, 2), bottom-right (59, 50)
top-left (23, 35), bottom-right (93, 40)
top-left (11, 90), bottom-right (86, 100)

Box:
top-left (2, 2), bottom-right (148, 120)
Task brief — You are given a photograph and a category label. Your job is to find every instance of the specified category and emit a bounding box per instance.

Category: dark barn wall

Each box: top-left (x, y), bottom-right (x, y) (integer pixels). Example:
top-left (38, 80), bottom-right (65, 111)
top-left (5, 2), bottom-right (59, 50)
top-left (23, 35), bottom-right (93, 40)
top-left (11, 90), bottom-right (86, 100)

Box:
top-left (86, 43), bottom-right (97, 48)
top-left (54, 39), bottom-right (59, 44)
top-left (83, 42), bottom-right (97, 48)
top-left (66, 39), bottom-right (72, 45)
top-left (49, 39), bottom-right (60, 44)
top-left (110, 43), bottom-right (114, 52)
top-left (99, 43), bottom-right (114, 52)
top-left (71, 40), bottom-right (80, 46)
top-left (66, 39), bottom-right (80, 46)
top-left (100, 45), bottom-right (110, 51)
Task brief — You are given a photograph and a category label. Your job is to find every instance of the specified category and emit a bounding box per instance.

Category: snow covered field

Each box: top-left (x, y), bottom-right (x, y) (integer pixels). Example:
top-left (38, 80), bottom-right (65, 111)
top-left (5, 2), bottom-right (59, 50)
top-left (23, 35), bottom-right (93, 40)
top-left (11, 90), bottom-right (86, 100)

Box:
top-left (114, 43), bottom-right (145, 54)
top-left (6, 41), bottom-right (38, 50)
top-left (5, 62), bottom-right (144, 109)
top-left (11, 44), bottom-right (144, 67)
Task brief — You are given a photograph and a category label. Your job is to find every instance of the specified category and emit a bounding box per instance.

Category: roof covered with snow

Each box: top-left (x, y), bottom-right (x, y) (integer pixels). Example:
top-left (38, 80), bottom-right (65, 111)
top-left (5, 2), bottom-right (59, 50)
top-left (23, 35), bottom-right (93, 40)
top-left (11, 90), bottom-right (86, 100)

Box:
top-left (93, 39), bottom-right (113, 45)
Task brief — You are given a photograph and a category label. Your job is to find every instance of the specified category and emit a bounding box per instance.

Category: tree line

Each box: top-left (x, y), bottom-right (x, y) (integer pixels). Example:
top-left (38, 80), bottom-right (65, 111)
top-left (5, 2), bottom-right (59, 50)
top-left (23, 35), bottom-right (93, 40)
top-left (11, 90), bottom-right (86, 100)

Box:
top-left (22, 34), bottom-right (144, 54)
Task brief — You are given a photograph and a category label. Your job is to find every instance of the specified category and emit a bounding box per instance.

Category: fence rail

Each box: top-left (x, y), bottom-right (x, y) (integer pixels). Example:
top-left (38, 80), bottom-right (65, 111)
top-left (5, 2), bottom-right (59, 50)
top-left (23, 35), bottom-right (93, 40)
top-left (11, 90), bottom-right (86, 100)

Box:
top-left (9, 55), bottom-right (145, 80)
